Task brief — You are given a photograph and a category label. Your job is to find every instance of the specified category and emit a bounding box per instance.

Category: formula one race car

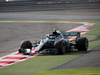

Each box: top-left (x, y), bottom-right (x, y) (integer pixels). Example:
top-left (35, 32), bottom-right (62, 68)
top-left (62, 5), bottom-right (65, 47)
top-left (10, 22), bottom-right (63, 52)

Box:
top-left (18, 29), bottom-right (88, 55)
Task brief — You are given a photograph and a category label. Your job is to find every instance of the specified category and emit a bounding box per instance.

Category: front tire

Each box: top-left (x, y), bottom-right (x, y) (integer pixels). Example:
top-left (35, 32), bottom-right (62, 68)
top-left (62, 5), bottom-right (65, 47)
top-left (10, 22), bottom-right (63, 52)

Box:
top-left (20, 41), bottom-right (32, 49)
top-left (19, 40), bottom-right (32, 54)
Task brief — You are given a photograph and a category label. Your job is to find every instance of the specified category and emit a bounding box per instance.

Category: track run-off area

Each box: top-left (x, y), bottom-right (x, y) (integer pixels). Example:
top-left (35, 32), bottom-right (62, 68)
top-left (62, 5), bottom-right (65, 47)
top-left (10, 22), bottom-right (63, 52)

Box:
top-left (0, 20), bottom-right (95, 68)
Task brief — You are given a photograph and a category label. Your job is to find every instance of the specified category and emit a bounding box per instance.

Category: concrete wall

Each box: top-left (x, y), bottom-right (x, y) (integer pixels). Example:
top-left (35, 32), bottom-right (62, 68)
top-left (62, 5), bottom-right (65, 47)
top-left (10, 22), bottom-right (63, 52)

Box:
top-left (0, 0), bottom-right (100, 2)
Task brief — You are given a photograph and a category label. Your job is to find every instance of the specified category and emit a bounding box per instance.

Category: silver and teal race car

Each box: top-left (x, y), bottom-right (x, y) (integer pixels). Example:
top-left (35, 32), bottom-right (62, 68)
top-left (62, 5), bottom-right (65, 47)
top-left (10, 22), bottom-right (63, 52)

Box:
top-left (18, 29), bottom-right (88, 55)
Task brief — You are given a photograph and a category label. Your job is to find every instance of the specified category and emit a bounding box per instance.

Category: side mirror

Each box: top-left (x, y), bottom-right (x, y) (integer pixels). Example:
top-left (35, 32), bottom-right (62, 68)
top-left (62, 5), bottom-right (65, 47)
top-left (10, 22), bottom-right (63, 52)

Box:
top-left (41, 36), bottom-right (45, 39)
top-left (46, 34), bottom-right (49, 38)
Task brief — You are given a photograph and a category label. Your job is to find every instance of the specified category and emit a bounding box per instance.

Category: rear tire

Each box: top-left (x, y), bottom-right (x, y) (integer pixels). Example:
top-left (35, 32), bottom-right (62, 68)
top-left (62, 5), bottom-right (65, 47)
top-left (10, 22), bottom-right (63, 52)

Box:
top-left (54, 40), bottom-right (67, 54)
top-left (54, 40), bottom-right (62, 54)
top-left (76, 37), bottom-right (88, 51)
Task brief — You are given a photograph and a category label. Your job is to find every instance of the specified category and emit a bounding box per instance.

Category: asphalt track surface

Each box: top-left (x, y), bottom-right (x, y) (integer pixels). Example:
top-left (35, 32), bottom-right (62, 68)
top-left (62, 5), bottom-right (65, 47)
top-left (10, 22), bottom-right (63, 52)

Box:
top-left (0, 9), bottom-right (100, 20)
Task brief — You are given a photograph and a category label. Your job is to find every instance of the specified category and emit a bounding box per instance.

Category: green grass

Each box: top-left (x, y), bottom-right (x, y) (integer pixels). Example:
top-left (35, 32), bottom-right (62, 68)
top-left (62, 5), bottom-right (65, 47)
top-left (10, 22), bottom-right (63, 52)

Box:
top-left (30, 68), bottom-right (100, 75)
top-left (0, 20), bottom-right (100, 75)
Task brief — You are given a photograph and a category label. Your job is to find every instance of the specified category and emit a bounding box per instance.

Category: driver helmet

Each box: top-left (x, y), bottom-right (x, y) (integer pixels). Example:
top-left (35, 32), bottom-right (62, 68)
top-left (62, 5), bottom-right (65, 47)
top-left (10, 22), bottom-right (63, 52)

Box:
top-left (53, 29), bottom-right (60, 35)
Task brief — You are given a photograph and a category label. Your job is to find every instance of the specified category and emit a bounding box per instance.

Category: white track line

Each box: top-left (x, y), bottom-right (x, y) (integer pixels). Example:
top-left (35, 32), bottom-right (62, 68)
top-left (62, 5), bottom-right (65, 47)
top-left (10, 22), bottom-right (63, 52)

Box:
top-left (0, 59), bottom-right (20, 61)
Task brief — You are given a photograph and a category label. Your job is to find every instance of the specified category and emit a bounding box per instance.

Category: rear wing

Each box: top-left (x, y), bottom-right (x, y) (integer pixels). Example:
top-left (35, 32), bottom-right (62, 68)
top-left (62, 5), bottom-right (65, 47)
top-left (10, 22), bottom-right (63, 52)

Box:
top-left (64, 32), bottom-right (80, 38)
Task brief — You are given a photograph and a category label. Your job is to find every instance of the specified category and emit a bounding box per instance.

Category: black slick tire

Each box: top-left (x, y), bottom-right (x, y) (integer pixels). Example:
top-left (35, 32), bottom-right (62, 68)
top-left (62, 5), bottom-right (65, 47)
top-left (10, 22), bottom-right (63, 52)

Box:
top-left (19, 41), bottom-right (32, 54)
top-left (20, 41), bottom-right (32, 49)
top-left (54, 40), bottom-right (67, 54)
top-left (76, 37), bottom-right (88, 51)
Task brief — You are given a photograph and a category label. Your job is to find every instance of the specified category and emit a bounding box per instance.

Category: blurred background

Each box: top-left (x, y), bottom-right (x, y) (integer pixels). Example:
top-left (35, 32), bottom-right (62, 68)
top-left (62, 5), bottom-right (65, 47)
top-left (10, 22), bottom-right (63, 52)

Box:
top-left (0, 0), bottom-right (100, 12)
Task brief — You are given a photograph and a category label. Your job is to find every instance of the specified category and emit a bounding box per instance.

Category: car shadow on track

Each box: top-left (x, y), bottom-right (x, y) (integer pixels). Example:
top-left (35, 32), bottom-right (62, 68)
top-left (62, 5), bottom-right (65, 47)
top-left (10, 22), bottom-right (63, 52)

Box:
top-left (38, 50), bottom-right (87, 56)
